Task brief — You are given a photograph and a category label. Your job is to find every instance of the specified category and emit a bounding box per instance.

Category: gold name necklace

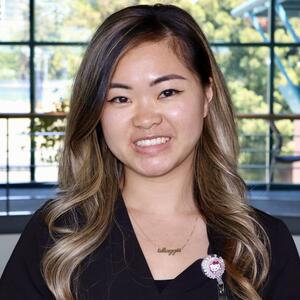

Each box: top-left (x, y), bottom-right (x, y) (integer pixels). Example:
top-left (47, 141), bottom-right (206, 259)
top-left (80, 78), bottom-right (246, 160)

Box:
top-left (128, 210), bottom-right (199, 256)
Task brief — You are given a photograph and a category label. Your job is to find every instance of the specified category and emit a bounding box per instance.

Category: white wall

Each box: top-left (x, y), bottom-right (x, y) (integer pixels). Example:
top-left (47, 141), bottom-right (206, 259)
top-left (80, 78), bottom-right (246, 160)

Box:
top-left (294, 235), bottom-right (300, 253)
top-left (0, 234), bottom-right (20, 276)
top-left (1, 234), bottom-right (300, 277)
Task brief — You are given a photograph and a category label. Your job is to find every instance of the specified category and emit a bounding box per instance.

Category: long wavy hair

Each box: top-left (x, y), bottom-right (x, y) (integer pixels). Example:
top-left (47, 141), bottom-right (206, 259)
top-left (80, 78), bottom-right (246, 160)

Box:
top-left (42, 4), bottom-right (270, 300)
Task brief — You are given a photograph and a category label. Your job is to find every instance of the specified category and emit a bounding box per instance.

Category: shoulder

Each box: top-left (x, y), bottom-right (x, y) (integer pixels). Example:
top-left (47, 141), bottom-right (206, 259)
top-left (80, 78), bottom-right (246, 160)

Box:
top-left (252, 208), bottom-right (300, 298)
top-left (253, 208), bottom-right (289, 238)
top-left (0, 200), bottom-right (54, 299)
top-left (19, 200), bottom-right (52, 248)
top-left (252, 208), bottom-right (295, 252)
top-left (2, 199), bottom-right (53, 268)
top-left (252, 207), bottom-right (298, 264)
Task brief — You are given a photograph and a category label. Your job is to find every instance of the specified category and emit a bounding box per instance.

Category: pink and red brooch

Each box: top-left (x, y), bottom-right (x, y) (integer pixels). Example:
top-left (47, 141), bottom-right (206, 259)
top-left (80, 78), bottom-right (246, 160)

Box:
top-left (201, 254), bottom-right (225, 280)
top-left (201, 254), bottom-right (226, 296)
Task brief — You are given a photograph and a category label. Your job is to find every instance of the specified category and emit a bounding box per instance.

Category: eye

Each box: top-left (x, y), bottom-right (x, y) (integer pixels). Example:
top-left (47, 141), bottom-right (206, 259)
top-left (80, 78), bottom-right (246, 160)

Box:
top-left (159, 89), bottom-right (183, 99)
top-left (107, 96), bottom-right (129, 104)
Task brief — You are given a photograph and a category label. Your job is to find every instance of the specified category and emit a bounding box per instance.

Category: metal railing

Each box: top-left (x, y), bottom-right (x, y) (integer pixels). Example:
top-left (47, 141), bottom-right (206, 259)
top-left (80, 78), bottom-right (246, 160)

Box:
top-left (1, 112), bottom-right (300, 215)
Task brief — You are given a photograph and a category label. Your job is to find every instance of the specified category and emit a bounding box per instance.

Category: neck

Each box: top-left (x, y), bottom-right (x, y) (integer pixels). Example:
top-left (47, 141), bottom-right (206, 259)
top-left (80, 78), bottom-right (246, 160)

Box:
top-left (121, 168), bottom-right (198, 216)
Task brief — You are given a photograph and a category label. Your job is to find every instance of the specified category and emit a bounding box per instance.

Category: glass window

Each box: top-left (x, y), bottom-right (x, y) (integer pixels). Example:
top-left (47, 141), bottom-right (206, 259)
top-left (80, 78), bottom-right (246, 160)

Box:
top-left (35, 46), bottom-right (84, 112)
top-left (271, 119), bottom-right (300, 184)
top-left (34, 116), bottom-right (66, 182)
top-left (7, 118), bottom-right (31, 183)
top-left (35, 0), bottom-right (137, 42)
top-left (275, 0), bottom-right (300, 43)
top-left (0, 119), bottom-right (7, 184)
top-left (0, 0), bottom-right (29, 42)
top-left (0, 46), bottom-right (30, 113)
top-left (274, 46), bottom-right (300, 114)
top-left (1, 0), bottom-right (300, 219)
top-left (214, 46), bottom-right (269, 114)
top-left (238, 119), bottom-right (269, 183)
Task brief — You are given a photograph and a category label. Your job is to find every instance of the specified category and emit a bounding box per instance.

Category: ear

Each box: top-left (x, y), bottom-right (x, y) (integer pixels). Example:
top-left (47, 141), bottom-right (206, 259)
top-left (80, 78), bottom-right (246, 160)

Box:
top-left (203, 77), bottom-right (213, 118)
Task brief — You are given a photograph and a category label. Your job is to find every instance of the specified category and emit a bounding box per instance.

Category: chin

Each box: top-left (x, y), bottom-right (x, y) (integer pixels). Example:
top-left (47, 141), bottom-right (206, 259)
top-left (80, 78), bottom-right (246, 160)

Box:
top-left (137, 164), bottom-right (175, 178)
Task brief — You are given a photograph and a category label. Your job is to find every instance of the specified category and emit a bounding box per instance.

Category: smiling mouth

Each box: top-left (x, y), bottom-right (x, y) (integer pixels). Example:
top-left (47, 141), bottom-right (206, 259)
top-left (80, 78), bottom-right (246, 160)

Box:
top-left (134, 137), bottom-right (171, 147)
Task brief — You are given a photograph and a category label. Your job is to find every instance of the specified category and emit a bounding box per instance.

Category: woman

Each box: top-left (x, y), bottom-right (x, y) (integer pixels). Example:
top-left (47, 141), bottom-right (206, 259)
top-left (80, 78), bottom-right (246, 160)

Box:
top-left (1, 4), bottom-right (299, 300)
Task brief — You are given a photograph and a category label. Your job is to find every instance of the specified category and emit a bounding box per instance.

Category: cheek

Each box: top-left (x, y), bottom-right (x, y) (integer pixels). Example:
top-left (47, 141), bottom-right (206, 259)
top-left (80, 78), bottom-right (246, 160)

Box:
top-left (168, 101), bottom-right (204, 134)
top-left (100, 110), bottom-right (128, 149)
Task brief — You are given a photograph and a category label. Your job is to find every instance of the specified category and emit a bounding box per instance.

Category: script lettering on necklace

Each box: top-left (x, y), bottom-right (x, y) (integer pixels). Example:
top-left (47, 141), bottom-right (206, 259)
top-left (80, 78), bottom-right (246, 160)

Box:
top-left (157, 247), bottom-right (182, 256)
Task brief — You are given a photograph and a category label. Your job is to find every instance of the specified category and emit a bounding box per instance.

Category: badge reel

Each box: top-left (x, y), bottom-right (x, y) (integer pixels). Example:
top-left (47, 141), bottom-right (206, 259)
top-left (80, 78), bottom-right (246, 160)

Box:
top-left (201, 255), bottom-right (227, 300)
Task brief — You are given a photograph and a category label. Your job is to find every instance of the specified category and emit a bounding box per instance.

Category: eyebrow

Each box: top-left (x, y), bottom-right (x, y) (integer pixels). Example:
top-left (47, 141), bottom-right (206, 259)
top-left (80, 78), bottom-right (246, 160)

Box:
top-left (109, 74), bottom-right (186, 89)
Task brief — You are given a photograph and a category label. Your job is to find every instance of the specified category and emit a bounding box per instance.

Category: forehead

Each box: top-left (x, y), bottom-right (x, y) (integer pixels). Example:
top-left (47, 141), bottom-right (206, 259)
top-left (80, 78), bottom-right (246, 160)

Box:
top-left (110, 39), bottom-right (195, 81)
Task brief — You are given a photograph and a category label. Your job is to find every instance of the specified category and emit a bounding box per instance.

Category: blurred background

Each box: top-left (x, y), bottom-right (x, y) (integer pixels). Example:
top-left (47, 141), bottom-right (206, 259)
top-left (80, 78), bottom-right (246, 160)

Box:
top-left (0, 0), bottom-right (299, 273)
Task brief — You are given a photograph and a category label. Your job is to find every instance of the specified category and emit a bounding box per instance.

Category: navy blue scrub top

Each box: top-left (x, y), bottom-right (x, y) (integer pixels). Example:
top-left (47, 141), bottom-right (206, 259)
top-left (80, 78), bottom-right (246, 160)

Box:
top-left (1, 193), bottom-right (300, 299)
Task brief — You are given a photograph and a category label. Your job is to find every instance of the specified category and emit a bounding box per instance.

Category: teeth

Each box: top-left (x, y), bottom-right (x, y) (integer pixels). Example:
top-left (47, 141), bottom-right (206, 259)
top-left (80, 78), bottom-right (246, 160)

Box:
top-left (135, 137), bottom-right (170, 147)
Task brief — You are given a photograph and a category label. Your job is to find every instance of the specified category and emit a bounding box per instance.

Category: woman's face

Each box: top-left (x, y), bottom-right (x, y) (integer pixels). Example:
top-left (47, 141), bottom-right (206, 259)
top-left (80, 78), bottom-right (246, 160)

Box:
top-left (101, 39), bottom-right (212, 179)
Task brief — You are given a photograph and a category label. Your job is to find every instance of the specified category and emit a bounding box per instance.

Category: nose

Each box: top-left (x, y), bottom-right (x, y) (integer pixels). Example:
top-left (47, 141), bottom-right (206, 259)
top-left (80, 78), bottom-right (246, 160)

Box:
top-left (132, 100), bottom-right (163, 129)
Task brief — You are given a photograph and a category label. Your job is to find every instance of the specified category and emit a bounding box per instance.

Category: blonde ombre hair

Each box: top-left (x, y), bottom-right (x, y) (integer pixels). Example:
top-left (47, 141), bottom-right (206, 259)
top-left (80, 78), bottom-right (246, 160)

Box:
top-left (42, 4), bottom-right (270, 300)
